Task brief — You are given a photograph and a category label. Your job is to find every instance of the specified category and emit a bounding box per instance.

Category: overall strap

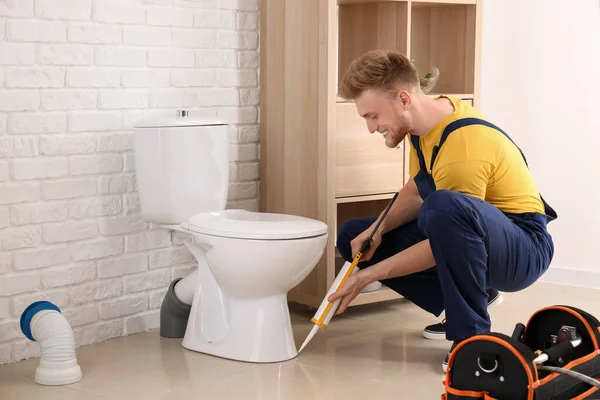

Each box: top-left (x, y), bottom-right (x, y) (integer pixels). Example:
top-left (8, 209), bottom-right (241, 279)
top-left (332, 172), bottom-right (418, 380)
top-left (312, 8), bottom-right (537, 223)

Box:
top-left (434, 117), bottom-right (529, 169)
top-left (410, 134), bottom-right (428, 172)
top-left (432, 117), bottom-right (557, 221)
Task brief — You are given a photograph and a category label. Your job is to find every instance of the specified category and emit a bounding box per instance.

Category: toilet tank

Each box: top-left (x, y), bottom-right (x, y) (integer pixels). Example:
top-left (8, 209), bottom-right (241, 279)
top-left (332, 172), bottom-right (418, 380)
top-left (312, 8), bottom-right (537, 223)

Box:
top-left (133, 110), bottom-right (230, 225)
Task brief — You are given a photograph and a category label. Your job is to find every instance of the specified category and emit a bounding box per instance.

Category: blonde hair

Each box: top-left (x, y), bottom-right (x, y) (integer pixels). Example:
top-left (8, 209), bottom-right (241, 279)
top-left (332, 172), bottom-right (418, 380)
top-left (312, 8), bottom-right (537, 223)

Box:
top-left (339, 50), bottom-right (420, 100)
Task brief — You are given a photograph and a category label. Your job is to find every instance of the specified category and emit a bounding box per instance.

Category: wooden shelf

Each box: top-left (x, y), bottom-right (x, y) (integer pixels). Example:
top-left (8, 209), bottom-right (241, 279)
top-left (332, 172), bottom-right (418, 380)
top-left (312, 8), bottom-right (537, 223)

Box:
top-left (337, 93), bottom-right (473, 102)
top-left (338, 0), bottom-right (408, 5)
top-left (337, 198), bottom-right (392, 231)
top-left (336, 192), bottom-right (396, 204)
top-left (338, 0), bottom-right (475, 6)
top-left (338, 1), bottom-right (409, 89)
top-left (351, 286), bottom-right (403, 306)
top-left (260, 0), bottom-right (483, 309)
top-left (334, 102), bottom-right (405, 198)
top-left (410, 1), bottom-right (477, 94)
top-left (412, 0), bottom-right (476, 6)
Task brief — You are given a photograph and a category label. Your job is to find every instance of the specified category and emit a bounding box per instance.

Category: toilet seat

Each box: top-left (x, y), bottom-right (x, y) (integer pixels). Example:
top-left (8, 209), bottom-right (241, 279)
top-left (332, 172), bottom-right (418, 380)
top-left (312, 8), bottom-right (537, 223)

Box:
top-left (183, 209), bottom-right (328, 240)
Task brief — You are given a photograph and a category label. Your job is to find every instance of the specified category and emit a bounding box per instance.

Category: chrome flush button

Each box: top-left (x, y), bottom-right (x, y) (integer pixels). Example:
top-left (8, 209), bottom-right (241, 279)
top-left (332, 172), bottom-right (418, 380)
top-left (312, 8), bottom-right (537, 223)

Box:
top-left (177, 109), bottom-right (189, 118)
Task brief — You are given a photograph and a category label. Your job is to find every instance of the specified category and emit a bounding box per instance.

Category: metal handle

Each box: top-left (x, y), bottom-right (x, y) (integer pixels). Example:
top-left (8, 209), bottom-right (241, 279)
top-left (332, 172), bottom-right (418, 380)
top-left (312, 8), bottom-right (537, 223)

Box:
top-left (477, 357), bottom-right (498, 374)
top-left (177, 109), bottom-right (189, 118)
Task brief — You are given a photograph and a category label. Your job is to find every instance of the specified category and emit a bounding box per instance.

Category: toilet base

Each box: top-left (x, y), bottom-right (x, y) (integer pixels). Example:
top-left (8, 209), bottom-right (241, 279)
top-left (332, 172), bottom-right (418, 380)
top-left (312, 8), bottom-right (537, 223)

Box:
top-left (181, 293), bottom-right (298, 363)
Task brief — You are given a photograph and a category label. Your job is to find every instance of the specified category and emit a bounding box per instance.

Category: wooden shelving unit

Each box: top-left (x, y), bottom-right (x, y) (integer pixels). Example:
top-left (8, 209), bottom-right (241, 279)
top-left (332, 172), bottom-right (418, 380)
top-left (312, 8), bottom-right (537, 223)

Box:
top-left (259, 0), bottom-right (483, 309)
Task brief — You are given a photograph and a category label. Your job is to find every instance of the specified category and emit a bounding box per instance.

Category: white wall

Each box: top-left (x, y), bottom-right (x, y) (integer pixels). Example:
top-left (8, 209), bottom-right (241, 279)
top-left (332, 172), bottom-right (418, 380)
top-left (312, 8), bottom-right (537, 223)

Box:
top-left (0, 0), bottom-right (260, 364)
top-left (480, 0), bottom-right (600, 286)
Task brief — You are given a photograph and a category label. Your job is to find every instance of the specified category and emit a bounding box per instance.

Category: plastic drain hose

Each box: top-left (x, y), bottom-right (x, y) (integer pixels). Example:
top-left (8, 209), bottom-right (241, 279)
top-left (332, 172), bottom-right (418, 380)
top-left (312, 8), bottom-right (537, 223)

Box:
top-left (20, 301), bottom-right (82, 386)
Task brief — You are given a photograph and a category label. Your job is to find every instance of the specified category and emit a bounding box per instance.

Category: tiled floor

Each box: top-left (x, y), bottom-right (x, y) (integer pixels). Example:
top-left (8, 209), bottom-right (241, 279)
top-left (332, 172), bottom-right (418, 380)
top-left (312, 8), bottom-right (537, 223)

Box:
top-left (1, 281), bottom-right (599, 399)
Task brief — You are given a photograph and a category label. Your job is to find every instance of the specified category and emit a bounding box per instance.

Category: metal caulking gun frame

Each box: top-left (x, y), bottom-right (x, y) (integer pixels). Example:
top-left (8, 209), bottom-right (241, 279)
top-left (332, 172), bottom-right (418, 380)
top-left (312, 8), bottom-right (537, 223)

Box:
top-left (298, 191), bottom-right (399, 353)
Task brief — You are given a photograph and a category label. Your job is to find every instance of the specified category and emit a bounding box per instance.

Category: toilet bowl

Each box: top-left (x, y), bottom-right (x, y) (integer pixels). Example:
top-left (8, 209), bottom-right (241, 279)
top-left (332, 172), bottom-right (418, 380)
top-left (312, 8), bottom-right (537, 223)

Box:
top-left (170, 209), bottom-right (328, 363)
top-left (133, 111), bottom-right (329, 363)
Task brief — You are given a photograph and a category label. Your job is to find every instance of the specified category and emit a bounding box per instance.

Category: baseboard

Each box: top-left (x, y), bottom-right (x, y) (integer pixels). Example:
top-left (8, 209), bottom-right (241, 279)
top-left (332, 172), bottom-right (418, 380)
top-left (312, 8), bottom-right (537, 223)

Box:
top-left (539, 265), bottom-right (600, 289)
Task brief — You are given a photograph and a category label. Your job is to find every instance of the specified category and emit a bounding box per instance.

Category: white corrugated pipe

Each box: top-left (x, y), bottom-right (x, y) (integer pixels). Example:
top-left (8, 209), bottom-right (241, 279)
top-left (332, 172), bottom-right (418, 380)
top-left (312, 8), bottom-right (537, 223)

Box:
top-left (20, 301), bottom-right (82, 386)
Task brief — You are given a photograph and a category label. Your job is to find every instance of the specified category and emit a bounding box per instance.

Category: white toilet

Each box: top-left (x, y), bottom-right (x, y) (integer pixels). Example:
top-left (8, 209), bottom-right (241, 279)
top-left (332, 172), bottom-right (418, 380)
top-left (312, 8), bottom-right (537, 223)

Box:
top-left (133, 111), bottom-right (329, 363)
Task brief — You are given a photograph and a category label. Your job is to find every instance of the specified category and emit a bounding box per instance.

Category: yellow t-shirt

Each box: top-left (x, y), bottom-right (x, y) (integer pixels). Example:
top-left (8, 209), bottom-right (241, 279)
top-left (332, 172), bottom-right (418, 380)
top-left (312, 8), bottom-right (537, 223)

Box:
top-left (408, 95), bottom-right (545, 215)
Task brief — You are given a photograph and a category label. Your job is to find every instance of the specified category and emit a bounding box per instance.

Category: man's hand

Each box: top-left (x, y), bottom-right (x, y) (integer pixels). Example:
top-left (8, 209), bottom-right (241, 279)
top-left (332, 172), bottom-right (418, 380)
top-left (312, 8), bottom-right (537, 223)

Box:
top-left (327, 271), bottom-right (372, 315)
top-left (350, 228), bottom-right (382, 262)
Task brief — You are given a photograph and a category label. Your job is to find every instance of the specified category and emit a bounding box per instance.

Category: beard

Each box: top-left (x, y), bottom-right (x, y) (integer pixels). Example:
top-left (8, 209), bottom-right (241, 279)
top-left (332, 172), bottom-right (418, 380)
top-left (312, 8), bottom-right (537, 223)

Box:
top-left (383, 113), bottom-right (410, 148)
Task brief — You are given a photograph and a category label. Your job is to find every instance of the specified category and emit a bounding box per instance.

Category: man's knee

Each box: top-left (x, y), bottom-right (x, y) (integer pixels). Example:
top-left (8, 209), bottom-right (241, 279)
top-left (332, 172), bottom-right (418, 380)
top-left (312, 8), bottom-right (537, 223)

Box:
top-left (336, 220), bottom-right (355, 261)
top-left (336, 217), bottom-right (375, 262)
top-left (418, 190), bottom-right (475, 235)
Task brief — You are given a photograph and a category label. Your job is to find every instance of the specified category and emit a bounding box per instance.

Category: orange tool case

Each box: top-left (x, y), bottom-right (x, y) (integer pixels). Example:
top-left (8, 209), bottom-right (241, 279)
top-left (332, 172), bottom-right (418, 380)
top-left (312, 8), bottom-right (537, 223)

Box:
top-left (443, 305), bottom-right (600, 400)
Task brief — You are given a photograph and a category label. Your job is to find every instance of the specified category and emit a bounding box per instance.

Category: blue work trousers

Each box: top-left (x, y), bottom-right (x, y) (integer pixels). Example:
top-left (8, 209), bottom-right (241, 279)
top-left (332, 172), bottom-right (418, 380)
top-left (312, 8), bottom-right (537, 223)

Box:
top-left (336, 190), bottom-right (554, 341)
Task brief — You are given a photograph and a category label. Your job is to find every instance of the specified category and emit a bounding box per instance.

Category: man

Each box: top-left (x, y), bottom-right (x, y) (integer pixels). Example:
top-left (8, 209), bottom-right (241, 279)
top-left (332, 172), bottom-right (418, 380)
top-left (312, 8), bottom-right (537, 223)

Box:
top-left (328, 50), bottom-right (557, 372)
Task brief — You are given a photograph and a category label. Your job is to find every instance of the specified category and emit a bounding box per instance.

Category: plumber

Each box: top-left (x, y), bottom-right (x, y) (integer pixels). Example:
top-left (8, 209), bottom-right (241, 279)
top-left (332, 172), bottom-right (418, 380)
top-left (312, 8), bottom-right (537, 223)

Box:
top-left (329, 50), bottom-right (557, 372)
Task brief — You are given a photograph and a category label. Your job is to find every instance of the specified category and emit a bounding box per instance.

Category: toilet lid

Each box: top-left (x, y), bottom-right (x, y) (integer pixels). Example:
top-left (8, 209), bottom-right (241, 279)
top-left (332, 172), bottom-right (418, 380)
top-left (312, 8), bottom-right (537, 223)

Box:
top-left (185, 210), bottom-right (328, 240)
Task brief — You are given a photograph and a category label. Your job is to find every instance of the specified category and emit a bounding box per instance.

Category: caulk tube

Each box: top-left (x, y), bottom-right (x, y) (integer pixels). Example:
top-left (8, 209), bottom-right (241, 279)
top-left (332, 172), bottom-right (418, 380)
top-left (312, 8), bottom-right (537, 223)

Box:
top-left (298, 193), bottom-right (398, 353)
top-left (311, 260), bottom-right (358, 328)
top-left (312, 191), bottom-right (397, 327)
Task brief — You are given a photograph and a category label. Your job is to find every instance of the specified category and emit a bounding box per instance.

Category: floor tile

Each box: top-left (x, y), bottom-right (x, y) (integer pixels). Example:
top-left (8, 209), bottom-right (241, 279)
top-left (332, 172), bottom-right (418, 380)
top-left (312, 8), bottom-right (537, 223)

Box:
top-left (0, 372), bottom-right (105, 400)
top-left (135, 361), bottom-right (444, 400)
top-left (1, 282), bottom-right (599, 400)
top-left (5, 331), bottom-right (254, 399)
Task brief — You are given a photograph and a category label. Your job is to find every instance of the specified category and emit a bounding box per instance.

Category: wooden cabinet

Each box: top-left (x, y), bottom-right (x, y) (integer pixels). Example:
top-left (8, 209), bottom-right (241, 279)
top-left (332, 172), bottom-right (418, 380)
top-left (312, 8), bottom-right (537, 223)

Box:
top-left (335, 101), bottom-right (405, 198)
top-left (259, 0), bottom-right (483, 309)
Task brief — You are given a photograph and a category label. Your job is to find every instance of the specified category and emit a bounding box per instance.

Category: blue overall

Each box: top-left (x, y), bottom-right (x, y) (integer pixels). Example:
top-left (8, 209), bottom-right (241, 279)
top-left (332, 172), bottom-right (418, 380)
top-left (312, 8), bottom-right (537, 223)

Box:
top-left (337, 118), bottom-right (557, 341)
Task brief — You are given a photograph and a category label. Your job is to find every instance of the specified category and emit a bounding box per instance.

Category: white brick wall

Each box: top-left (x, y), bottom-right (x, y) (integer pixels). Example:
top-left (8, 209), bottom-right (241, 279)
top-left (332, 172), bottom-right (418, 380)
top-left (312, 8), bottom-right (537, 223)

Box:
top-left (0, 0), bottom-right (260, 364)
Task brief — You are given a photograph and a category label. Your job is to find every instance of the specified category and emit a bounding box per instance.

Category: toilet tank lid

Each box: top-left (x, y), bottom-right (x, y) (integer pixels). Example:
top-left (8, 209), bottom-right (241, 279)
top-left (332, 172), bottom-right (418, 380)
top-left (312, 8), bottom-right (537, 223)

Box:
top-left (184, 210), bottom-right (329, 240)
top-left (134, 114), bottom-right (228, 129)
